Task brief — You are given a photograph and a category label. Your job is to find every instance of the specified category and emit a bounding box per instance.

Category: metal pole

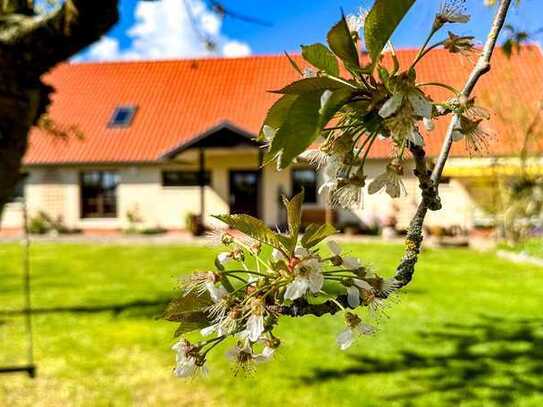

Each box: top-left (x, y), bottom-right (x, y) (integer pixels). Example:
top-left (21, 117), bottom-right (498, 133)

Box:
top-left (21, 195), bottom-right (36, 378)
top-left (198, 148), bottom-right (205, 224)
top-left (0, 183), bottom-right (36, 378)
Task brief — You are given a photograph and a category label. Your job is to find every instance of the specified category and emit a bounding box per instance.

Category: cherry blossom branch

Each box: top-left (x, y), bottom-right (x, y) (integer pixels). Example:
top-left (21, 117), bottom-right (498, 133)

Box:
top-left (432, 0), bottom-right (513, 182)
top-left (282, 0), bottom-right (513, 318)
top-left (393, 0), bottom-right (513, 289)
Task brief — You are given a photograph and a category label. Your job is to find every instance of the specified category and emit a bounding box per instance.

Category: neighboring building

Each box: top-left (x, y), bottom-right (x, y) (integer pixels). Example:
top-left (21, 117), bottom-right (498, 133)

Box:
top-left (1, 47), bottom-right (543, 234)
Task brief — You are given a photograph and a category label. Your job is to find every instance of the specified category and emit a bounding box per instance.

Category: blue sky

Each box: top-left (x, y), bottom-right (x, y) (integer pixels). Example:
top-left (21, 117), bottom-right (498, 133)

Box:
top-left (77, 0), bottom-right (543, 61)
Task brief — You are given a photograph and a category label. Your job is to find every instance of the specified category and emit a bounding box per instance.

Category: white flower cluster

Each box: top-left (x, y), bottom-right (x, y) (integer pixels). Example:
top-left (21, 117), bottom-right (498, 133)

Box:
top-left (171, 231), bottom-right (401, 377)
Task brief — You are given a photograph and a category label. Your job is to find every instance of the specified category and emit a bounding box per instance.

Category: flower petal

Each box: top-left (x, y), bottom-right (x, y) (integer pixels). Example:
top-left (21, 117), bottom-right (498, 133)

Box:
top-left (343, 256), bottom-right (361, 270)
top-left (408, 129), bottom-right (425, 146)
top-left (327, 240), bottom-right (342, 256)
top-left (200, 325), bottom-right (216, 336)
top-left (246, 315), bottom-right (265, 342)
top-left (385, 178), bottom-right (401, 198)
top-left (368, 173), bottom-right (388, 195)
top-left (353, 278), bottom-right (373, 291)
top-left (346, 286), bottom-right (361, 308)
top-left (379, 94), bottom-right (404, 118)
top-left (284, 277), bottom-right (309, 300)
top-left (308, 271), bottom-right (324, 294)
top-left (206, 282), bottom-right (227, 303)
top-left (408, 91), bottom-right (432, 119)
top-left (336, 328), bottom-right (354, 350)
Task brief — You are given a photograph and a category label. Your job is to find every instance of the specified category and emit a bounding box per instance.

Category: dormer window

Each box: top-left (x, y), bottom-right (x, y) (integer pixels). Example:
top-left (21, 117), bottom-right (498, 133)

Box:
top-left (109, 105), bottom-right (137, 128)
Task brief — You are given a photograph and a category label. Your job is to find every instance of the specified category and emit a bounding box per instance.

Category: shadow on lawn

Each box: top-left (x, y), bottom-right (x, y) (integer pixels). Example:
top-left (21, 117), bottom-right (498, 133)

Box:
top-left (302, 315), bottom-right (543, 406)
top-left (0, 298), bottom-right (169, 318)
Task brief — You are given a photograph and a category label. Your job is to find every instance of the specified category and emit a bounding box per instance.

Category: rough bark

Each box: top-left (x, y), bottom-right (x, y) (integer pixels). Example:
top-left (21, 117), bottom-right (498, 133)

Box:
top-left (0, 0), bottom-right (119, 216)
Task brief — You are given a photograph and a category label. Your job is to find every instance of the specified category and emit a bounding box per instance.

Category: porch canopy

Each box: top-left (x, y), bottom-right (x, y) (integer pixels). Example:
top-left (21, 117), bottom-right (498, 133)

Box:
top-left (160, 121), bottom-right (263, 221)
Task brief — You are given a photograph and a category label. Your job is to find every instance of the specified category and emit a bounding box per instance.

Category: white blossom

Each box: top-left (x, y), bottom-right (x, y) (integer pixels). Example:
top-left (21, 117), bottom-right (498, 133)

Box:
top-left (346, 8), bottom-right (367, 32)
top-left (327, 240), bottom-right (363, 270)
top-left (379, 93), bottom-right (404, 118)
top-left (205, 281), bottom-right (227, 303)
top-left (172, 340), bottom-right (206, 378)
top-left (436, 0), bottom-right (470, 24)
top-left (246, 314), bottom-right (265, 342)
top-left (330, 182), bottom-right (363, 209)
top-left (346, 279), bottom-right (374, 308)
top-left (336, 314), bottom-right (376, 351)
top-left (217, 252), bottom-right (232, 265)
top-left (285, 258), bottom-right (324, 300)
top-left (379, 89), bottom-right (432, 120)
top-left (346, 285), bottom-right (360, 308)
top-left (298, 149), bottom-right (329, 169)
top-left (368, 161), bottom-right (407, 199)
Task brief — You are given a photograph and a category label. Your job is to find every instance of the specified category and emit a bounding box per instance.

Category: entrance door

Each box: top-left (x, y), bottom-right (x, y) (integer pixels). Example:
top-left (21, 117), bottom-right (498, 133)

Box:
top-left (229, 170), bottom-right (261, 218)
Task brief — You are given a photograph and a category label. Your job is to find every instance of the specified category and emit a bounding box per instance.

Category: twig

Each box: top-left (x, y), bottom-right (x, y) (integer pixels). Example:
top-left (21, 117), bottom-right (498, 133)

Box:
top-left (393, 0), bottom-right (513, 290)
top-left (282, 0), bottom-right (514, 317)
top-left (432, 0), bottom-right (513, 183)
top-left (410, 144), bottom-right (441, 211)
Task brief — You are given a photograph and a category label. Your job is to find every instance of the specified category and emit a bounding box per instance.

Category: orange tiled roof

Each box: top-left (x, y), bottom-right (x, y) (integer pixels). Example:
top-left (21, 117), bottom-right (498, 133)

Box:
top-left (24, 45), bottom-right (543, 165)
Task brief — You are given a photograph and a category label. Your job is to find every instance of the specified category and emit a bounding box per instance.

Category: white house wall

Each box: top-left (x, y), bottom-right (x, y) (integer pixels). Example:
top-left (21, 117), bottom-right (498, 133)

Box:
top-left (1, 154), bottom-right (478, 232)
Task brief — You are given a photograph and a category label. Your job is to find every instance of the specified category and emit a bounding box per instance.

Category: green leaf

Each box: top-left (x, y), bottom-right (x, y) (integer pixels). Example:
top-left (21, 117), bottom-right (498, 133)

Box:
top-left (270, 91), bottom-right (323, 169)
top-left (284, 190), bottom-right (304, 253)
top-left (163, 291), bottom-right (213, 335)
top-left (327, 15), bottom-right (359, 69)
top-left (301, 223), bottom-right (337, 249)
top-left (258, 94), bottom-right (298, 141)
top-left (213, 214), bottom-right (290, 253)
top-left (284, 51), bottom-right (304, 76)
top-left (268, 88), bottom-right (353, 169)
top-left (319, 88), bottom-right (354, 126)
top-left (364, 0), bottom-right (415, 69)
top-left (272, 77), bottom-right (348, 95)
top-left (301, 43), bottom-right (340, 76)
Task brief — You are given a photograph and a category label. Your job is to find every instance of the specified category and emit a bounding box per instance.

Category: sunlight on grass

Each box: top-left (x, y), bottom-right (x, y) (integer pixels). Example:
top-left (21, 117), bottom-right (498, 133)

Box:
top-left (1, 243), bottom-right (543, 406)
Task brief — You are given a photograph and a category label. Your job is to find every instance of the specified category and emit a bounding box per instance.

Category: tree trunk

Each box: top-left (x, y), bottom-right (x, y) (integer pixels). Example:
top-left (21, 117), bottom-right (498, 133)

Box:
top-left (0, 0), bottom-right (120, 217)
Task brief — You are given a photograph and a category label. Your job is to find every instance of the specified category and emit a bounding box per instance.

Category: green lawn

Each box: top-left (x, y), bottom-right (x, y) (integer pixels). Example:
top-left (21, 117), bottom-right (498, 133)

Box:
top-left (1, 242), bottom-right (543, 407)
top-left (499, 238), bottom-right (543, 259)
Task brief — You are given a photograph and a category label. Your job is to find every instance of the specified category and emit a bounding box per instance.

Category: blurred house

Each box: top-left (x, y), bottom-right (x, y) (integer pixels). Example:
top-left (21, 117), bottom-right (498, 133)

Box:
top-left (1, 46), bottom-right (543, 234)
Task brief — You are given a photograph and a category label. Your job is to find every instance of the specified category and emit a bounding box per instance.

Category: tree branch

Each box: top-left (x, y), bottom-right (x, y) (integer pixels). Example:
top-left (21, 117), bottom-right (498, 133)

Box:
top-left (432, 0), bottom-right (512, 183)
top-left (13, 0), bottom-right (119, 73)
top-left (392, 0), bottom-right (513, 291)
top-left (0, 0), bottom-right (33, 15)
top-left (410, 144), bottom-right (441, 211)
top-left (282, 0), bottom-right (514, 318)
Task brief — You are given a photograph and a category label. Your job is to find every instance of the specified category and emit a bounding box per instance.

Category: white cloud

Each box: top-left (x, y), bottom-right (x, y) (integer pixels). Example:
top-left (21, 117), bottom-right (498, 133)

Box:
top-left (222, 40), bottom-right (252, 58)
top-left (78, 0), bottom-right (251, 62)
top-left (86, 37), bottom-right (121, 61)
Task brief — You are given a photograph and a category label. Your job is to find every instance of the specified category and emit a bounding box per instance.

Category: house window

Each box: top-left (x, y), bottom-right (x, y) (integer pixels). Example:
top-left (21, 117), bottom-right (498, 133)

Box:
top-left (80, 171), bottom-right (119, 218)
top-left (162, 171), bottom-right (211, 187)
top-left (292, 168), bottom-right (318, 204)
top-left (10, 175), bottom-right (27, 202)
top-left (109, 105), bottom-right (137, 127)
